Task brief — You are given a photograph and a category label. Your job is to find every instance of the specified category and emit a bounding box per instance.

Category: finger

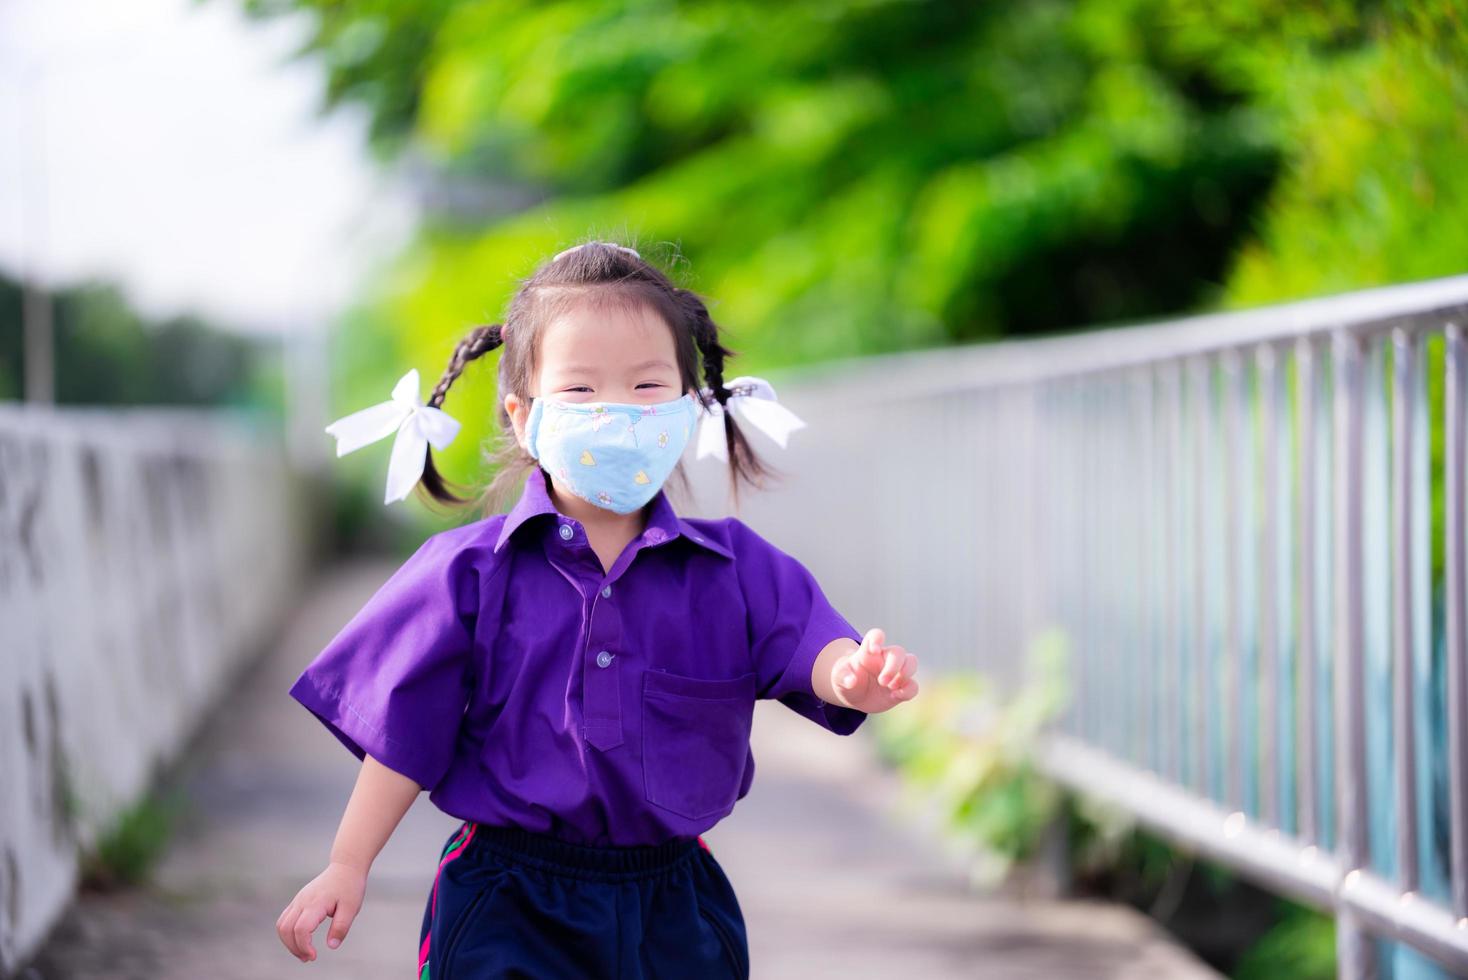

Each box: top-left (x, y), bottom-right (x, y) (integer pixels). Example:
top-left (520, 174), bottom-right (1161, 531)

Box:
top-left (877, 649), bottom-right (896, 686)
top-left (281, 903), bottom-right (307, 960)
top-left (294, 905), bottom-right (323, 962)
top-left (878, 646), bottom-right (906, 686)
top-left (891, 676), bottom-right (919, 700)
top-left (288, 904), bottom-right (315, 962)
top-left (327, 897), bottom-right (358, 949)
top-left (277, 903), bottom-right (303, 957)
top-left (858, 627), bottom-right (885, 666)
top-left (838, 646), bottom-right (873, 690)
top-left (888, 649), bottom-right (916, 687)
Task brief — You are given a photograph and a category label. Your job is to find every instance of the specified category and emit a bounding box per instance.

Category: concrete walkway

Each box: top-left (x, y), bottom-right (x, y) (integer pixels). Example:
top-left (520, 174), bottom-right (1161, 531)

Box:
top-left (22, 559), bottom-right (1220, 979)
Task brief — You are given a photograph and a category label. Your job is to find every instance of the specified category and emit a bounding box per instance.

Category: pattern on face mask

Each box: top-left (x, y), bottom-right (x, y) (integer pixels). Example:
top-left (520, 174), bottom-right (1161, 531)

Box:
top-left (525, 392), bottom-right (700, 514)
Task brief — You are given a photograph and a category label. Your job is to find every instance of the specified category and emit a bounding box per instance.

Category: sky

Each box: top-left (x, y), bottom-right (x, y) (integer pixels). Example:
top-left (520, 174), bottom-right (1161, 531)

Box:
top-left (0, 0), bottom-right (419, 336)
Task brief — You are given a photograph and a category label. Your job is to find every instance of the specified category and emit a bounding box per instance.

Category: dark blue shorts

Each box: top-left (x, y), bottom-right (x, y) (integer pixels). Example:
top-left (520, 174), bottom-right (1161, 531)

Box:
top-left (417, 821), bottom-right (749, 979)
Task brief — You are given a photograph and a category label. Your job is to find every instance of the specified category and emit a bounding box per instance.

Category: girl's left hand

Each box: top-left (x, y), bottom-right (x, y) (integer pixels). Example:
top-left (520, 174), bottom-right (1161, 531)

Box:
top-left (831, 627), bottom-right (918, 713)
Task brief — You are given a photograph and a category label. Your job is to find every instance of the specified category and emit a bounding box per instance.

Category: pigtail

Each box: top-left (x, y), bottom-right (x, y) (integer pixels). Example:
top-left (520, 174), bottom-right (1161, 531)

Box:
top-left (676, 288), bottom-right (777, 505)
top-left (419, 322), bottom-right (506, 507)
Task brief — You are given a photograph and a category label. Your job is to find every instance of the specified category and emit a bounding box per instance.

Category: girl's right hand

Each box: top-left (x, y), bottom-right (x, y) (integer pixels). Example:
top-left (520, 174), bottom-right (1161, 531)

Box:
top-left (277, 861), bottom-right (367, 963)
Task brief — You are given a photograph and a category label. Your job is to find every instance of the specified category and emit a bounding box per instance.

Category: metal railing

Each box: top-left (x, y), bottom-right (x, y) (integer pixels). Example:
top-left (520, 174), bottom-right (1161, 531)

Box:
top-left (733, 274), bottom-right (1468, 978)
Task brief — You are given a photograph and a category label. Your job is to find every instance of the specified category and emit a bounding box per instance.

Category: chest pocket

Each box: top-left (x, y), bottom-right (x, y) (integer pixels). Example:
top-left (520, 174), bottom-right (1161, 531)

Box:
top-left (641, 669), bottom-right (756, 820)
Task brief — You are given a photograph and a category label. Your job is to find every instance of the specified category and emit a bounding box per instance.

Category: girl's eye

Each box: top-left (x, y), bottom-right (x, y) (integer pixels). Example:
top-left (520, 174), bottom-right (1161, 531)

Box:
top-left (636, 383), bottom-right (664, 389)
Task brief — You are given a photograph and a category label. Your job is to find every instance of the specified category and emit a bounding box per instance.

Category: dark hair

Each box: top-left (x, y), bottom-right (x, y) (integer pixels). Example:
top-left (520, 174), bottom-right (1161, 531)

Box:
top-left (415, 237), bottom-right (777, 517)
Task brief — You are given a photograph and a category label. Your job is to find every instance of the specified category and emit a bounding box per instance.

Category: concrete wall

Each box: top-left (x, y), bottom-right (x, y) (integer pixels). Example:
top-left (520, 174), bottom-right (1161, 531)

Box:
top-left (0, 404), bottom-right (314, 975)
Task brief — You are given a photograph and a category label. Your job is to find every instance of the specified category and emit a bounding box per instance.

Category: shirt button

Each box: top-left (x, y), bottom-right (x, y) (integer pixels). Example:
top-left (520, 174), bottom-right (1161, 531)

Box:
top-left (601, 585), bottom-right (612, 598)
top-left (596, 650), bottom-right (614, 668)
top-left (559, 524), bottom-right (574, 540)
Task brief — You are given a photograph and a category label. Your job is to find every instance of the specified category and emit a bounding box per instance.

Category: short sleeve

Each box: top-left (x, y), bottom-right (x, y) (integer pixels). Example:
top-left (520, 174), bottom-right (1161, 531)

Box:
top-left (288, 532), bottom-right (478, 791)
top-left (730, 520), bottom-right (868, 736)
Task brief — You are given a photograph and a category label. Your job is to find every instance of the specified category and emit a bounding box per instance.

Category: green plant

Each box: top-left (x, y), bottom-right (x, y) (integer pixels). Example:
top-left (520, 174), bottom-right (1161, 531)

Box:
top-left (1231, 899), bottom-right (1336, 980)
top-left (77, 787), bottom-right (188, 891)
top-left (869, 627), bottom-right (1076, 883)
top-left (1062, 787), bottom-right (1143, 881)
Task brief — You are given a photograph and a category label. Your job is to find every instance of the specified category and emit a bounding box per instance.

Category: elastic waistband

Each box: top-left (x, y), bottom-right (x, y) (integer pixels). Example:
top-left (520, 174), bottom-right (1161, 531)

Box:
top-left (461, 821), bottom-right (701, 881)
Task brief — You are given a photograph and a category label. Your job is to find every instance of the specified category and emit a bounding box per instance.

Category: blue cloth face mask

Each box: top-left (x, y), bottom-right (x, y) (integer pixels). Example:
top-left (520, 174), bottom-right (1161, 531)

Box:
top-left (524, 392), bottom-right (700, 514)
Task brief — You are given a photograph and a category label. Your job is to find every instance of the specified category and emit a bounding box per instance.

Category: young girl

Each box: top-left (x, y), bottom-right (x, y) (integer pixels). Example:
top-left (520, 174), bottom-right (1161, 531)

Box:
top-left (276, 239), bottom-right (920, 978)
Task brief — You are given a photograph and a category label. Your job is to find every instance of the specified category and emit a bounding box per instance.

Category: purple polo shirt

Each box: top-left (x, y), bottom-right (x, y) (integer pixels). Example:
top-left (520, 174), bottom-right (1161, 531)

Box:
top-left (288, 465), bottom-right (867, 846)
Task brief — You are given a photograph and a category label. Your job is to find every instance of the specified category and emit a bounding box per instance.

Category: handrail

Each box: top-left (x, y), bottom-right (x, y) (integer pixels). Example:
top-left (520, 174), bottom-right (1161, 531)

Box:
top-left (741, 272), bottom-right (1468, 978)
top-left (786, 273), bottom-right (1468, 398)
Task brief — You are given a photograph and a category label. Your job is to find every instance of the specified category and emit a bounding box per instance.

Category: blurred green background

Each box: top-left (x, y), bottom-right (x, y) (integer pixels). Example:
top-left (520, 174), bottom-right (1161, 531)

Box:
top-left (241, 0), bottom-right (1468, 497)
top-left (0, 272), bottom-right (281, 406)
top-left (6, 0), bottom-right (1466, 491)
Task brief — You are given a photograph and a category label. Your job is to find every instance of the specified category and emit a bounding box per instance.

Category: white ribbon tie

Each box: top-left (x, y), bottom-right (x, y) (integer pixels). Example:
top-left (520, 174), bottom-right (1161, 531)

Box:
top-left (324, 368), bottom-right (462, 504)
top-left (694, 375), bottom-right (806, 462)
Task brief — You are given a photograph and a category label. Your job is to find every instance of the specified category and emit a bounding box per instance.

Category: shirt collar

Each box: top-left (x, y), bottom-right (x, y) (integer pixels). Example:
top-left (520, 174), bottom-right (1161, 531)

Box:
top-left (493, 465), bottom-right (733, 560)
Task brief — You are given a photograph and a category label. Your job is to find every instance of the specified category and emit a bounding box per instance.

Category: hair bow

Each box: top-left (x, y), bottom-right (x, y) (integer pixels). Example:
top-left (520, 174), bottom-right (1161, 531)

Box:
top-left (694, 375), bottom-right (807, 461)
top-left (324, 368), bottom-right (462, 504)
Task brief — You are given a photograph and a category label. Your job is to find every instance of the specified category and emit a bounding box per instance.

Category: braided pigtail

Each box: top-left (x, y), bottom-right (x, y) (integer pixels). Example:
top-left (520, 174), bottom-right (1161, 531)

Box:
top-left (419, 322), bottom-right (505, 507)
top-left (676, 288), bottom-right (776, 505)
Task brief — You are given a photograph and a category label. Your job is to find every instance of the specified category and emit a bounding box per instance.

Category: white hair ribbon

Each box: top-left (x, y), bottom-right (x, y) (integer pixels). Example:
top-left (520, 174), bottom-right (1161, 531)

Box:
top-left (694, 375), bottom-right (806, 462)
top-left (323, 368), bottom-right (462, 504)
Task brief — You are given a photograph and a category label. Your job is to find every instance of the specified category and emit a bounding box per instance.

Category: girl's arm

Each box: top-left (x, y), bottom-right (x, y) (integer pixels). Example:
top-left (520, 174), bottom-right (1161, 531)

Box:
top-left (331, 754), bottom-right (422, 873)
top-left (277, 755), bottom-right (422, 963)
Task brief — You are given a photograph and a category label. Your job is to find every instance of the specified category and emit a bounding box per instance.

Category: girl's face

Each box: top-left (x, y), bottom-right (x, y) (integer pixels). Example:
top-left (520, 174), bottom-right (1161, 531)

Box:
top-left (505, 302), bottom-right (689, 452)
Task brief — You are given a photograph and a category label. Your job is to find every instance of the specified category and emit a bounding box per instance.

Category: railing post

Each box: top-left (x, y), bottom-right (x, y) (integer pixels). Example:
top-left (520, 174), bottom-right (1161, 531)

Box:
top-left (1445, 322), bottom-right (1468, 921)
top-left (1162, 360), bottom-right (1184, 785)
top-left (1138, 366), bottom-right (1157, 771)
top-left (1332, 329), bottom-right (1375, 978)
top-left (1189, 354), bottom-right (1214, 798)
top-left (1390, 327), bottom-right (1420, 894)
top-left (1296, 335), bottom-right (1321, 846)
top-left (1258, 342), bottom-right (1281, 829)
top-left (1223, 347), bottom-right (1246, 813)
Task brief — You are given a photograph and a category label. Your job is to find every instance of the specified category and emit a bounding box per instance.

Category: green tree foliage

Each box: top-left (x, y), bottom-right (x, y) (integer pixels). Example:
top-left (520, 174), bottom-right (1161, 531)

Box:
top-left (1160, 0), bottom-right (1468, 308)
top-left (229, 0), bottom-right (1465, 490)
